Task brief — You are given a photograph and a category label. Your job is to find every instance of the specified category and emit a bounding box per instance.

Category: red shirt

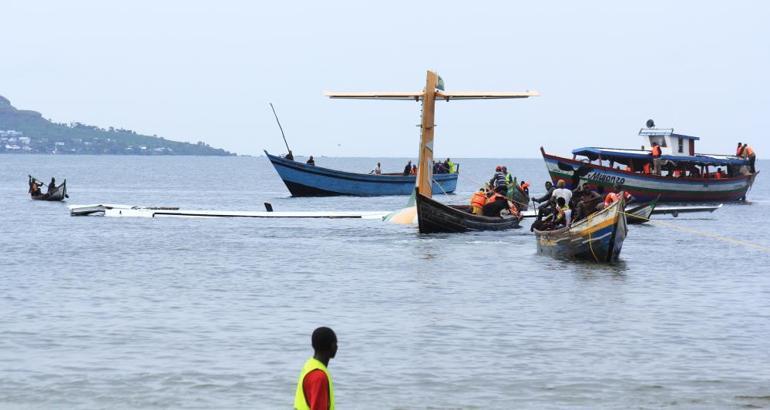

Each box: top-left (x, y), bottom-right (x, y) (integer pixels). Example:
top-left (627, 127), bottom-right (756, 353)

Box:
top-left (302, 369), bottom-right (330, 410)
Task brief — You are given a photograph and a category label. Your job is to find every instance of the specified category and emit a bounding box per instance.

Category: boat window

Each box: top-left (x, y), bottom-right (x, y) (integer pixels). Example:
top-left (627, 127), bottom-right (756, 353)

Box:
top-left (649, 136), bottom-right (667, 147)
top-left (678, 137), bottom-right (683, 153)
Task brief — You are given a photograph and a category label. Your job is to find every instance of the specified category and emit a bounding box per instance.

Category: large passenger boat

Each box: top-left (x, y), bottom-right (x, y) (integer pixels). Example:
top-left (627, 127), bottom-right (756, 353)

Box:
top-left (540, 124), bottom-right (757, 202)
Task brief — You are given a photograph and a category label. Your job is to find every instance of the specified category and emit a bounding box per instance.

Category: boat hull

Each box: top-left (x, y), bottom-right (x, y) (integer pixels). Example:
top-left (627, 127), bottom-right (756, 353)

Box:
top-left (265, 152), bottom-right (458, 197)
top-left (416, 190), bottom-right (520, 233)
top-left (541, 151), bottom-right (755, 202)
top-left (31, 181), bottom-right (67, 202)
top-left (534, 199), bottom-right (627, 262)
top-left (626, 197), bottom-right (658, 224)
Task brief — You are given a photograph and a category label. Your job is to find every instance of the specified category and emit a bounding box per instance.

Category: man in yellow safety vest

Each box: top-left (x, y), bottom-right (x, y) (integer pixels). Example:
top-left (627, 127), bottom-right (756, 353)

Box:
top-left (294, 327), bottom-right (337, 410)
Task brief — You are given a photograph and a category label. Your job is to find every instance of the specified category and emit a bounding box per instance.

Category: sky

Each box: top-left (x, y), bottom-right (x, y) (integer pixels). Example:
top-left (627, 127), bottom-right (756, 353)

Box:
top-left (1, 1), bottom-right (768, 158)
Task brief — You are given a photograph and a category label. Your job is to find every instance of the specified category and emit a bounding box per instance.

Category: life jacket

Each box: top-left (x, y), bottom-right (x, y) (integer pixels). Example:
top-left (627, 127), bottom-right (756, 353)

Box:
top-left (672, 169), bottom-right (682, 177)
top-left (471, 191), bottom-right (487, 208)
top-left (715, 171), bottom-right (724, 179)
top-left (447, 161), bottom-right (457, 173)
top-left (737, 146), bottom-right (744, 156)
top-left (642, 163), bottom-right (651, 174)
top-left (486, 193), bottom-right (504, 205)
top-left (651, 145), bottom-right (662, 157)
top-left (294, 358), bottom-right (335, 410)
top-left (604, 192), bottom-right (619, 206)
top-left (504, 173), bottom-right (513, 184)
top-left (520, 181), bottom-right (530, 191)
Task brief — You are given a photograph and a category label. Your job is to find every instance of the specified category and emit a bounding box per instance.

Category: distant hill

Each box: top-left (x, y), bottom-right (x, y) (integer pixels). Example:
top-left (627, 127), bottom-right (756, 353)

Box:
top-left (0, 95), bottom-right (234, 155)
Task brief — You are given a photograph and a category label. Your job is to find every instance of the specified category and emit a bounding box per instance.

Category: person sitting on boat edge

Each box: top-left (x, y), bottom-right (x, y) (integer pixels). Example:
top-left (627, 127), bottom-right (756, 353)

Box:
top-left (573, 186), bottom-right (602, 222)
top-left (28, 178), bottom-right (42, 196)
top-left (403, 160), bottom-right (412, 176)
top-left (306, 155), bottom-right (315, 166)
top-left (736, 142), bottom-right (744, 157)
top-left (373, 162), bottom-right (382, 175)
top-left (285, 150), bottom-right (294, 161)
top-left (410, 164), bottom-right (417, 175)
top-left (601, 184), bottom-right (633, 209)
top-left (533, 181), bottom-right (555, 220)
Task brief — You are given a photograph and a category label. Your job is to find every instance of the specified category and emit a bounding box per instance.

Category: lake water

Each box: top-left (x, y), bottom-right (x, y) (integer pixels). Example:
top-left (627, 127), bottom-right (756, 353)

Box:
top-left (1, 154), bottom-right (769, 409)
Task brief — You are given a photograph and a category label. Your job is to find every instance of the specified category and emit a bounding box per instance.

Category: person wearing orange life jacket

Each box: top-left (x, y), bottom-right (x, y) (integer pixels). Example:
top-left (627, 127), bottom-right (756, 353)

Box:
top-left (642, 162), bottom-right (651, 175)
top-left (650, 142), bottom-right (663, 175)
top-left (672, 168), bottom-right (682, 178)
top-left (519, 180), bottom-right (530, 195)
top-left (743, 143), bottom-right (756, 173)
top-left (470, 188), bottom-right (488, 215)
top-left (715, 168), bottom-right (725, 179)
top-left (736, 142), bottom-right (744, 157)
top-left (482, 185), bottom-right (516, 217)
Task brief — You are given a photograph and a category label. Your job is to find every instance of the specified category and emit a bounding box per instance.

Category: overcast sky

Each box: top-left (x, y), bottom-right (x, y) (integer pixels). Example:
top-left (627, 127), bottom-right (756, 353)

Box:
top-left (1, 1), bottom-right (767, 157)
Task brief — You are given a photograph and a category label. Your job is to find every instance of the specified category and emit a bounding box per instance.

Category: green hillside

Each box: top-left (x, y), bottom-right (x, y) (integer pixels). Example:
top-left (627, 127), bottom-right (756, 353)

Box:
top-left (0, 95), bottom-right (234, 155)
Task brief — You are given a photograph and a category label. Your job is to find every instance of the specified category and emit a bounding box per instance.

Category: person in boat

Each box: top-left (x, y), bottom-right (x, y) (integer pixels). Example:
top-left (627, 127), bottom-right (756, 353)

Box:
top-left (403, 161), bottom-right (412, 176)
top-left (470, 188), bottom-right (488, 215)
top-left (650, 142), bottom-right (662, 175)
top-left (533, 181), bottom-right (555, 220)
top-left (446, 158), bottom-right (457, 174)
top-left (306, 155), bottom-right (315, 166)
top-left (410, 164), bottom-right (417, 175)
top-left (736, 142), bottom-right (744, 157)
top-left (553, 197), bottom-right (571, 227)
top-left (519, 180), bottom-right (530, 195)
top-left (573, 186), bottom-right (602, 221)
top-left (482, 185), bottom-right (512, 217)
top-left (489, 166), bottom-right (506, 189)
top-left (502, 166), bottom-right (513, 185)
top-left (373, 162), bottom-right (382, 175)
top-left (551, 179), bottom-right (572, 208)
top-left (47, 177), bottom-right (57, 194)
top-left (285, 150), bottom-right (294, 161)
top-left (294, 326), bottom-right (337, 410)
top-left (742, 143), bottom-right (756, 173)
top-left (29, 178), bottom-right (42, 196)
top-left (715, 168), bottom-right (725, 179)
top-left (601, 184), bottom-right (633, 209)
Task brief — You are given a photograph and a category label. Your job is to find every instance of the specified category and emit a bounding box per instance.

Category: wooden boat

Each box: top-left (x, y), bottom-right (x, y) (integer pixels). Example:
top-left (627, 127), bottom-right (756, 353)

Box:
top-left (29, 176), bottom-right (67, 201)
top-left (265, 151), bottom-right (458, 196)
top-left (415, 189), bottom-right (521, 233)
top-left (625, 195), bottom-right (659, 224)
top-left (540, 124), bottom-right (758, 202)
top-left (533, 197), bottom-right (627, 262)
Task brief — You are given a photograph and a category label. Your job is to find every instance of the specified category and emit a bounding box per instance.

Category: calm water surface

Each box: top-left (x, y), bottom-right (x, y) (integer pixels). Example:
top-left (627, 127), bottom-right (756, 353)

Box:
top-left (1, 155), bottom-right (769, 409)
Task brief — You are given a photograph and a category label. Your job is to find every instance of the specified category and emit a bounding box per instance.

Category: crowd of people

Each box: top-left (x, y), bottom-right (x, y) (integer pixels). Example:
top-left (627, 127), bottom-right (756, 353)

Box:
top-left (467, 165), bottom-right (533, 219)
top-left (530, 179), bottom-right (633, 232)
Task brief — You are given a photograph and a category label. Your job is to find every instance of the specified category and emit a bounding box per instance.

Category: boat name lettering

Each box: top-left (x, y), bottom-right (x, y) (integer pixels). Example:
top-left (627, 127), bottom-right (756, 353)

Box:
top-left (586, 171), bottom-right (625, 185)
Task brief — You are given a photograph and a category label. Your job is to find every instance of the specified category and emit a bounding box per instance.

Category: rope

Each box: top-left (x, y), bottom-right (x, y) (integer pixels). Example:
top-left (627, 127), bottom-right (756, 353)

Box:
top-left (621, 211), bottom-right (770, 254)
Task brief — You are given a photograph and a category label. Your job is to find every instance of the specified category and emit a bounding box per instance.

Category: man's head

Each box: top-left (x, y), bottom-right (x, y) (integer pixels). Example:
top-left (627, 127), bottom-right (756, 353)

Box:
top-left (545, 181), bottom-right (553, 189)
top-left (312, 327), bottom-right (337, 359)
top-left (556, 197), bottom-right (566, 207)
top-left (502, 166), bottom-right (507, 173)
top-left (738, 142), bottom-right (742, 146)
top-left (495, 165), bottom-right (502, 172)
top-left (557, 179), bottom-right (566, 188)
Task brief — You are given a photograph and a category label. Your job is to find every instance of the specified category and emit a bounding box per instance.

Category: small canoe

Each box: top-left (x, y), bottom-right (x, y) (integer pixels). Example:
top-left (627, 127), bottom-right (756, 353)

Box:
top-left (265, 151), bottom-right (459, 197)
top-left (30, 178), bottom-right (68, 201)
top-left (625, 195), bottom-right (660, 224)
top-left (533, 197), bottom-right (627, 262)
top-left (415, 189), bottom-right (521, 233)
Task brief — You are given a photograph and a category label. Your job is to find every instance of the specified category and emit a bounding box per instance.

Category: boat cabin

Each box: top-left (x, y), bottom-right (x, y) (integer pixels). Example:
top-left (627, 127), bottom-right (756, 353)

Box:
top-left (639, 128), bottom-right (698, 156)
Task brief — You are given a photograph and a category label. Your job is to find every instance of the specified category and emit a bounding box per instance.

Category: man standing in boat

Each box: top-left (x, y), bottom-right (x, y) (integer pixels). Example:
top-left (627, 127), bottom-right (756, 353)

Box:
top-left (403, 160), bottom-right (412, 176)
top-left (294, 327), bottom-right (337, 410)
top-left (306, 155), bottom-right (315, 166)
top-left (651, 142), bottom-right (662, 175)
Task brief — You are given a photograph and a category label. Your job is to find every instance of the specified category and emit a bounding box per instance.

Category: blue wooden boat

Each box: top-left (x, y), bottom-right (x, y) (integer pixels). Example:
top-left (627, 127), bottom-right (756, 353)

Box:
top-left (265, 151), bottom-right (459, 197)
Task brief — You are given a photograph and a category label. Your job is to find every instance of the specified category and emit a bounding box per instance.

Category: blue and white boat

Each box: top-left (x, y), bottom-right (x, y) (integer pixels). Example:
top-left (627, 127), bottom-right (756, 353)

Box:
top-left (264, 151), bottom-right (459, 197)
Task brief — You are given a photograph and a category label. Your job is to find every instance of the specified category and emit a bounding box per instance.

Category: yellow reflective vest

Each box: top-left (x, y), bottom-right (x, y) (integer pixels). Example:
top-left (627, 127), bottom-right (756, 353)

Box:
top-left (294, 358), bottom-right (335, 410)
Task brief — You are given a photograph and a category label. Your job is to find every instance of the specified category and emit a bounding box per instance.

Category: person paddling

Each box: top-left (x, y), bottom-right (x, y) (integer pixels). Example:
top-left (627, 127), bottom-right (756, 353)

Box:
top-left (294, 327), bottom-right (337, 410)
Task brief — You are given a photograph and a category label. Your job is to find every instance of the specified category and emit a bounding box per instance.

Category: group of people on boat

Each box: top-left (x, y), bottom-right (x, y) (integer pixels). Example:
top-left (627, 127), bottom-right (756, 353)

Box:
top-left (530, 179), bottom-right (632, 231)
top-left (28, 176), bottom-right (58, 198)
top-left (736, 142), bottom-right (757, 173)
top-left (466, 165), bottom-right (533, 219)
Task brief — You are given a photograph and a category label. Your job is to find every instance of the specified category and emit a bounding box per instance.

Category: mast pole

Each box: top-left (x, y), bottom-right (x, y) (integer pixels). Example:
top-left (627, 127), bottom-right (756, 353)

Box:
top-left (417, 70), bottom-right (438, 198)
top-left (269, 103), bottom-right (292, 154)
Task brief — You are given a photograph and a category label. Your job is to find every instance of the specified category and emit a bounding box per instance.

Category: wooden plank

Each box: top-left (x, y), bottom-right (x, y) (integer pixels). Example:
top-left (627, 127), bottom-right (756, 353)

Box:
top-left (324, 91), bottom-right (423, 100)
top-left (435, 90), bottom-right (539, 100)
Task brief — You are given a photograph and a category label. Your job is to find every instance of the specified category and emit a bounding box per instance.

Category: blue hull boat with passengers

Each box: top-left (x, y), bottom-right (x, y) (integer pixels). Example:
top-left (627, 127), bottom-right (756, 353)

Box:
top-left (265, 151), bottom-right (459, 197)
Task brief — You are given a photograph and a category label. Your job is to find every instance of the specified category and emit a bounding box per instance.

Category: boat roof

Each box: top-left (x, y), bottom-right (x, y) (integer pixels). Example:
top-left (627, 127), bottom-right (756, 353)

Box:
top-left (572, 147), bottom-right (748, 166)
top-left (639, 128), bottom-right (700, 140)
